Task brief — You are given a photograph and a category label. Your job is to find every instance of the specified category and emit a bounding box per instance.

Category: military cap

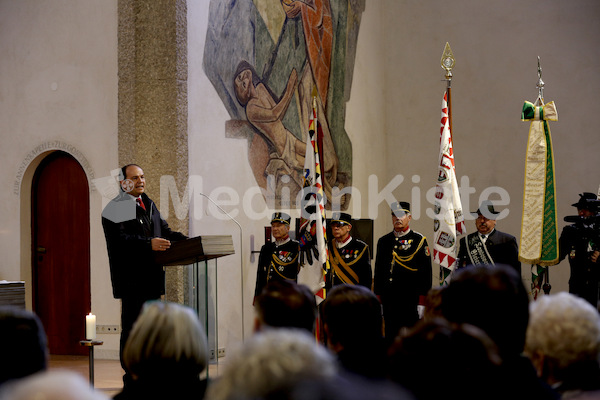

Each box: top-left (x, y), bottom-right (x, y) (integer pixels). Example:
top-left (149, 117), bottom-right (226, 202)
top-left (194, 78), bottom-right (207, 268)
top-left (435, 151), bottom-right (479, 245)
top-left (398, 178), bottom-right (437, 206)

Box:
top-left (331, 212), bottom-right (352, 226)
top-left (391, 201), bottom-right (411, 216)
top-left (271, 212), bottom-right (291, 225)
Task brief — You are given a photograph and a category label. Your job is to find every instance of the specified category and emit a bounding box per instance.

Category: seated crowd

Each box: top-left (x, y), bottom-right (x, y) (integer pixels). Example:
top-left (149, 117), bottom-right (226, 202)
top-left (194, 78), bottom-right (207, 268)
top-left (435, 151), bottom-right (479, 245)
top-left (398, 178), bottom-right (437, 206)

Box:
top-left (1, 264), bottom-right (599, 400)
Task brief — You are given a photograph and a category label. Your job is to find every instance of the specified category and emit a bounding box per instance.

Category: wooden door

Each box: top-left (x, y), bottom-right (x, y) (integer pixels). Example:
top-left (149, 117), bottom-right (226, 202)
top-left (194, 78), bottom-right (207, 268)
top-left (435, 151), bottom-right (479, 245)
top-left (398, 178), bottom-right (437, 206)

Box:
top-left (32, 151), bottom-right (90, 355)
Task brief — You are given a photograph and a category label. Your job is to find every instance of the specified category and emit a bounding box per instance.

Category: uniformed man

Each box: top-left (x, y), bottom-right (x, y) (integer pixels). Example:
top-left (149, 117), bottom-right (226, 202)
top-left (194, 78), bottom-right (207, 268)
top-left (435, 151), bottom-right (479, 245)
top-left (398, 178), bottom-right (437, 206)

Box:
top-left (456, 200), bottom-right (521, 275)
top-left (374, 201), bottom-right (432, 343)
top-left (254, 212), bottom-right (301, 299)
top-left (559, 192), bottom-right (600, 307)
top-left (327, 212), bottom-right (372, 289)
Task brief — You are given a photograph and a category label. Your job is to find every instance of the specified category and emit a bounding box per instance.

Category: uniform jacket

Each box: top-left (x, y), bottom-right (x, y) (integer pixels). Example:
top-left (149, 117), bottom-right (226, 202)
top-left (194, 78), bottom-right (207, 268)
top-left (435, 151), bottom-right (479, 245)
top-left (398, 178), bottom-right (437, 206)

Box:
top-left (559, 222), bottom-right (600, 305)
top-left (327, 237), bottom-right (372, 289)
top-left (374, 230), bottom-right (432, 330)
top-left (254, 238), bottom-right (300, 297)
top-left (457, 229), bottom-right (521, 276)
top-left (102, 192), bottom-right (187, 299)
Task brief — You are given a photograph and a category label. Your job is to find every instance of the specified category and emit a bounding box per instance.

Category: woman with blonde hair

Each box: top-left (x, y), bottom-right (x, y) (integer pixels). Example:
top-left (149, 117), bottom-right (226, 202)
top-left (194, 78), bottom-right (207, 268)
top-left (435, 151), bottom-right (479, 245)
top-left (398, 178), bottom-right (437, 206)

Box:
top-left (114, 301), bottom-right (208, 400)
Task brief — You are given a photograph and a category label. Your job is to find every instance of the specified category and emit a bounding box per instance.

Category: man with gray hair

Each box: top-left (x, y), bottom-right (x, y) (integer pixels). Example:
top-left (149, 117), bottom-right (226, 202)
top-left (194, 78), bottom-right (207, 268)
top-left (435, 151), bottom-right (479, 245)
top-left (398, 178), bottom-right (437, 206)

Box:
top-left (374, 201), bottom-right (431, 343)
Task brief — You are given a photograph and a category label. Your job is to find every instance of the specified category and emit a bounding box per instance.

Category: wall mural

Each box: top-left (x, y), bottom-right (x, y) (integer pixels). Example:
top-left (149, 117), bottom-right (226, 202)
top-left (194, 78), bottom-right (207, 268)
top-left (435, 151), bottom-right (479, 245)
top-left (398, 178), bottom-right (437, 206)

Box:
top-left (203, 0), bottom-right (364, 210)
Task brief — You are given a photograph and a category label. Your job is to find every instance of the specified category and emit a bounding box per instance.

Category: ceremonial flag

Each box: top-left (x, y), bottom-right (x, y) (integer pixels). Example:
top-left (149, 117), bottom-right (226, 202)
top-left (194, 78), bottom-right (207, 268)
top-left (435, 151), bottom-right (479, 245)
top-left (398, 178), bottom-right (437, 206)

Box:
top-left (297, 89), bottom-right (329, 303)
top-left (519, 97), bottom-right (559, 299)
top-left (434, 91), bottom-right (465, 285)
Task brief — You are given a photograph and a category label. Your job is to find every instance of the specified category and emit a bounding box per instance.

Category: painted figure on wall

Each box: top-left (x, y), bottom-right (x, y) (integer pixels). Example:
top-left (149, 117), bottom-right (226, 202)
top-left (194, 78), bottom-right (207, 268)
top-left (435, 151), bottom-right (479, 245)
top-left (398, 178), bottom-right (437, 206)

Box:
top-left (204, 0), bottom-right (365, 209)
top-left (233, 62), bottom-right (306, 189)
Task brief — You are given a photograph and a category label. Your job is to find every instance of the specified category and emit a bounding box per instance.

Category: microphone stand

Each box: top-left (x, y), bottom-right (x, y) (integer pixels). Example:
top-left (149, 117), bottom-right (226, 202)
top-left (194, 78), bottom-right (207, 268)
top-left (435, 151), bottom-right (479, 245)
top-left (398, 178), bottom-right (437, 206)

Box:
top-left (198, 192), bottom-right (245, 342)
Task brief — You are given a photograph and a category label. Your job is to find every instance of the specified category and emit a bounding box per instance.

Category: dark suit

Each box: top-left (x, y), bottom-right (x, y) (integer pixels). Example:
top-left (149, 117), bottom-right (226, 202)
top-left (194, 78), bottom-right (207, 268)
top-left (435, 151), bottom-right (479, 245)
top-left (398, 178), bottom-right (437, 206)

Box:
top-left (457, 229), bottom-right (521, 276)
top-left (102, 192), bottom-right (187, 368)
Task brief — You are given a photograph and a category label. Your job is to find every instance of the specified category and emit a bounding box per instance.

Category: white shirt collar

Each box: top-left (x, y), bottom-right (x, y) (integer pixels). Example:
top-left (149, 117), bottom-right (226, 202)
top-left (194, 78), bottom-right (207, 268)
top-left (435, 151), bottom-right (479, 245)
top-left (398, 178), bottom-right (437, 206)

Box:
top-left (275, 236), bottom-right (291, 247)
top-left (394, 229), bottom-right (411, 238)
top-left (479, 229), bottom-right (495, 239)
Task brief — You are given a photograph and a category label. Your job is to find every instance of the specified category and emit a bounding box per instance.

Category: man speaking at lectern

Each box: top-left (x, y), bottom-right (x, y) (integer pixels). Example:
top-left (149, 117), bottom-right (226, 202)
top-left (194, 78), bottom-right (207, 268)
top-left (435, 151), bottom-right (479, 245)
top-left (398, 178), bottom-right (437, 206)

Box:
top-left (102, 164), bottom-right (187, 376)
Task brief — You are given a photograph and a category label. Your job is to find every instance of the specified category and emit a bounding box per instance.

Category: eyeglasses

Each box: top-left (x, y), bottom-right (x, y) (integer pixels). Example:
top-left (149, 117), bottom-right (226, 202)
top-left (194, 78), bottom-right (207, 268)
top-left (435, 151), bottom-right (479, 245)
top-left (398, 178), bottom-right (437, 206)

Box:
top-left (330, 222), bottom-right (348, 228)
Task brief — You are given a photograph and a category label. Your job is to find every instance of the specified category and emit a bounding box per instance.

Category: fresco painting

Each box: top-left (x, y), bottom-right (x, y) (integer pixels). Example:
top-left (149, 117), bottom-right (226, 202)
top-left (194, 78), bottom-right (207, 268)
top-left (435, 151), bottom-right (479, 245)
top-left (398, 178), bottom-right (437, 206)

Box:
top-left (203, 0), bottom-right (364, 209)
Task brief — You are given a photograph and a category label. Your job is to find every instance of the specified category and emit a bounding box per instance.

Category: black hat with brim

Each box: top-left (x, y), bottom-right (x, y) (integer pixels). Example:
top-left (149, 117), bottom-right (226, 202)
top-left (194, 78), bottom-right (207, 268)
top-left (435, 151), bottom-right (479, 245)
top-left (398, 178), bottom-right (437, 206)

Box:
top-left (571, 192), bottom-right (600, 211)
top-left (472, 200), bottom-right (500, 218)
top-left (331, 212), bottom-right (352, 226)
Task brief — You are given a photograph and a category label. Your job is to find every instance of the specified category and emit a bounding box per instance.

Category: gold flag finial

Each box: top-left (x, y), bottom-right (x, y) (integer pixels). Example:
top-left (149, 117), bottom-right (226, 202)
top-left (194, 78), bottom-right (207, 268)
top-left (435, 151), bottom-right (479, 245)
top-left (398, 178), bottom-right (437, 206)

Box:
top-left (441, 42), bottom-right (455, 80)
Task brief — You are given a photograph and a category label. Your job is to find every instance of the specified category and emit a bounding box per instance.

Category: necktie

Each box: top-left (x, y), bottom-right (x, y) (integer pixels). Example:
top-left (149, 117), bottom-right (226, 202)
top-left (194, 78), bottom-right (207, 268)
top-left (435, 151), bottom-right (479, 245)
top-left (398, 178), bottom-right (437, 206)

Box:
top-left (136, 198), bottom-right (146, 211)
top-left (480, 234), bottom-right (487, 244)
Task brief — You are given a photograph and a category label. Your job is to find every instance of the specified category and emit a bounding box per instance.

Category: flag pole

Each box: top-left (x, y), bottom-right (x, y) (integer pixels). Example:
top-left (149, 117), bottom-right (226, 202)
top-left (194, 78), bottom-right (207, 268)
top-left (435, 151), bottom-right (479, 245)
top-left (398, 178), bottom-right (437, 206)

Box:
top-left (536, 56), bottom-right (552, 296)
top-left (447, 81), bottom-right (452, 139)
top-left (441, 42), bottom-right (455, 140)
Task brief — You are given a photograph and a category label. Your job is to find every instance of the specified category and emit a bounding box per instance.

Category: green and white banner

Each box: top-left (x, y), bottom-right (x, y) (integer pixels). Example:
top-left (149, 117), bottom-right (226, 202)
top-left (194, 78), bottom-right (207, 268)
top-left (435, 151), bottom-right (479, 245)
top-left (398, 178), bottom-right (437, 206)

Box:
top-left (519, 98), bottom-right (559, 268)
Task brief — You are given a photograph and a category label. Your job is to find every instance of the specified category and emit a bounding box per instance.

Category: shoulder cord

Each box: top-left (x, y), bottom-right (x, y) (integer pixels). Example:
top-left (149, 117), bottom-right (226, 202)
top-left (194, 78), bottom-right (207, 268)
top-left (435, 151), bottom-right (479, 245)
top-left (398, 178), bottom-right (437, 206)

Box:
top-left (391, 236), bottom-right (426, 272)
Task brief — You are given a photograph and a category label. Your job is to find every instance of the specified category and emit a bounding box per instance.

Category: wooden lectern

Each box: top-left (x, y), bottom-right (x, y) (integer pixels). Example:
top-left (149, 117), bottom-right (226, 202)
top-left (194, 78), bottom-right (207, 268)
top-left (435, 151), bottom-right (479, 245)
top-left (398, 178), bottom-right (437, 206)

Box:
top-left (154, 235), bottom-right (235, 265)
top-left (154, 235), bottom-right (234, 370)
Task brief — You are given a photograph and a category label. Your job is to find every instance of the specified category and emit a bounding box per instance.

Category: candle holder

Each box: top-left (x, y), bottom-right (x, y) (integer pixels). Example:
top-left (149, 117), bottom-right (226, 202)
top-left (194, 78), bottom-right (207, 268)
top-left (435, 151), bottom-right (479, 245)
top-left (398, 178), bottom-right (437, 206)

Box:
top-left (79, 339), bottom-right (104, 387)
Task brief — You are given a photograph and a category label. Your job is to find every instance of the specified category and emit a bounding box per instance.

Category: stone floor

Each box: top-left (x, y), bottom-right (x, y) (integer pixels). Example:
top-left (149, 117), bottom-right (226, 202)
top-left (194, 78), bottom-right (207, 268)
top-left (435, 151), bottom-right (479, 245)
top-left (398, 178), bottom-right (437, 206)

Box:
top-left (48, 355), bottom-right (124, 397)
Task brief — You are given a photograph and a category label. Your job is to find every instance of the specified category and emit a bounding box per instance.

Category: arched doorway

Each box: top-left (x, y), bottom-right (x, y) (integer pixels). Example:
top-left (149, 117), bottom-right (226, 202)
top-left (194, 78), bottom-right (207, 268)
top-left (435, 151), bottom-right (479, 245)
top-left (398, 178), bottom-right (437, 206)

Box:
top-left (32, 151), bottom-right (90, 355)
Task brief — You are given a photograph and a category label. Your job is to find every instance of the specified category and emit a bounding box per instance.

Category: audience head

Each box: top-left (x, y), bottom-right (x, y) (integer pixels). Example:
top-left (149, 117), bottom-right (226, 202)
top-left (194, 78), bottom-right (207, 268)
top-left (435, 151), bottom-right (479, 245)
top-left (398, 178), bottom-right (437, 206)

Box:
top-left (388, 317), bottom-right (502, 400)
top-left (0, 306), bottom-right (48, 385)
top-left (0, 370), bottom-right (108, 400)
top-left (123, 301), bottom-right (208, 380)
top-left (442, 264), bottom-right (529, 360)
top-left (321, 284), bottom-right (383, 352)
top-left (423, 286), bottom-right (445, 321)
top-left (320, 284), bottom-right (387, 379)
top-left (206, 328), bottom-right (337, 400)
top-left (254, 280), bottom-right (317, 333)
top-left (525, 292), bottom-right (600, 387)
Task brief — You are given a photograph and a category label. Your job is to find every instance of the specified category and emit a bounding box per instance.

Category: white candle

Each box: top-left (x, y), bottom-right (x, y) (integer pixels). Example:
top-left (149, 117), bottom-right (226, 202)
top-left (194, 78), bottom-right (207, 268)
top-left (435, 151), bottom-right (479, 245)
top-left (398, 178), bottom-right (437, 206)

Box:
top-left (86, 313), bottom-right (96, 340)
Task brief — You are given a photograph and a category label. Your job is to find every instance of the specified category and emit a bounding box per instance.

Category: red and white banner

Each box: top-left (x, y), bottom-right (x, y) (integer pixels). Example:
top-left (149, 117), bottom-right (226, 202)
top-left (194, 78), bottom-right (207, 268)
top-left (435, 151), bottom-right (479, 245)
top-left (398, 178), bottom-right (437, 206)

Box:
top-left (433, 91), bottom-right (465, 285)
top-left (297, 93), bottom-right (329, 303)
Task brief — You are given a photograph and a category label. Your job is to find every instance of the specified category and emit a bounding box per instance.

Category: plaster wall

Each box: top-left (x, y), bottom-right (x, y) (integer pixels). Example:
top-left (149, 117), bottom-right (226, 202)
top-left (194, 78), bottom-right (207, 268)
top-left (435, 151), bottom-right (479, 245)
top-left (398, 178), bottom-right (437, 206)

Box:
top-left (0, 0), bottom-right (121, 357)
